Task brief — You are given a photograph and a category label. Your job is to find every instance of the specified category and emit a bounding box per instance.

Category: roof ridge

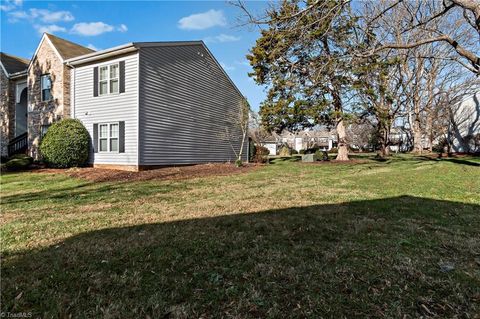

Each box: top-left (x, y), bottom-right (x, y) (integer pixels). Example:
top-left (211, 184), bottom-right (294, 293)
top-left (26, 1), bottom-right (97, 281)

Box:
top-left (0, 52), bottom-right (30, 64)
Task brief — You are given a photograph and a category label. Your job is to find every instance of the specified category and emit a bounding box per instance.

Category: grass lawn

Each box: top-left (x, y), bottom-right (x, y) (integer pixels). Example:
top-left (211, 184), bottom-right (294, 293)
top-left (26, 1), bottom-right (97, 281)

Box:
top-left (1, 154), bottom-right (479, 318)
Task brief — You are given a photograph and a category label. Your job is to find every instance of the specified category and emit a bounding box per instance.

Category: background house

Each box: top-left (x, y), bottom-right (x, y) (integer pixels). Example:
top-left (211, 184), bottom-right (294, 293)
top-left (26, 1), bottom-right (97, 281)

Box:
top-left (258, 128), bottom-right (337, 155)
top-left (448, 93), bottom-right (480, 153)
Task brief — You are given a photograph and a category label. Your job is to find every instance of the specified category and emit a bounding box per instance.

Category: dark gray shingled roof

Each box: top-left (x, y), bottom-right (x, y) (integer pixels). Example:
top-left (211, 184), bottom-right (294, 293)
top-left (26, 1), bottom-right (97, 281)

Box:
top-left (0, 52), bottom-right (29, 75)
top-left (46, 33), bottom-right (95, 60)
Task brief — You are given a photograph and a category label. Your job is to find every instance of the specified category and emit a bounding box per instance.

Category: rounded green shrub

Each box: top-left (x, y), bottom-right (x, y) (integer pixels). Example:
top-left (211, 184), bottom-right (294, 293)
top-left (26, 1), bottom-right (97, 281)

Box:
top-left (40, 119), bottom-right (90, 168)
top-left (315, 149), bottom-right (330, 161)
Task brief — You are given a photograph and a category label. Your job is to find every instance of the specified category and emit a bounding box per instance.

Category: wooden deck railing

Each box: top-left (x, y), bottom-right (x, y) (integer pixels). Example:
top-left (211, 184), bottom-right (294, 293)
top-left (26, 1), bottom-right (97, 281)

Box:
top-left (7, 132), bottom-right (28, 157)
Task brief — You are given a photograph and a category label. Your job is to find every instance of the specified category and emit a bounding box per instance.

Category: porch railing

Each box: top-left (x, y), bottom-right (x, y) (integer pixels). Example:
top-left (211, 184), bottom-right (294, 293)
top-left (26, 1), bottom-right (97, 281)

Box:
top-left (7, 132), bottom-right (28, 157)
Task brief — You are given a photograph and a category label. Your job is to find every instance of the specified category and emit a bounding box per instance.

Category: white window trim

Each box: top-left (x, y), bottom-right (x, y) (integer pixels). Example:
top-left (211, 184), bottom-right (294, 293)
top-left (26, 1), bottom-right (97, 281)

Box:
top-left (98, 63), bottom-right (119, 96)
top-left (40, 74), bottom-right (52, 102)
top-left (98, 122), bottom-right (120, 153)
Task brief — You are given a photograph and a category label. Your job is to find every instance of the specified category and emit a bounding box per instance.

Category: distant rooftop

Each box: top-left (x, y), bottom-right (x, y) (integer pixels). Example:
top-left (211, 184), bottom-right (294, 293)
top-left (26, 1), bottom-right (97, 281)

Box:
top-left (0, 52), bottom-right (29, 75)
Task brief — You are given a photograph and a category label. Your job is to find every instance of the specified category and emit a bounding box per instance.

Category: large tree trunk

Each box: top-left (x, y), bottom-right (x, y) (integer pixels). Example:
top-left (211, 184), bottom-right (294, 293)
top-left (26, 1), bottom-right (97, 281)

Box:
top-left (412, 116), bottom-right (423, 154)
top-left (377, 122), bottom-right (391, 158)
top-left (336, 118), bottom-right (349, 161)
top-left (329, 78), bottom-right (349, 161)
top-left (411, 99), bottom-right (423, 154)
top-left (425, 112), bottom-right (434, 152)
top-left (411, 57), bottom-right (424, 154)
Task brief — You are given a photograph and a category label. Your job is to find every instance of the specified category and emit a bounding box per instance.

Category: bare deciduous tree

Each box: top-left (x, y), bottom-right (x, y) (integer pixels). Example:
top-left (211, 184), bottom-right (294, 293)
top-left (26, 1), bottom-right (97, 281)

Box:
top-left (218, 99), bottom-right (250, 165)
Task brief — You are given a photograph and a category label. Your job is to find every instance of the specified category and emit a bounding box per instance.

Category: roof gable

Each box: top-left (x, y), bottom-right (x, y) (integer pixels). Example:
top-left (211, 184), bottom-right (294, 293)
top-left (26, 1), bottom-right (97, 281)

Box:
top-left (46, 33), bottom-right (94, 60)
top-left (0, 52), bottom-right (29, 75)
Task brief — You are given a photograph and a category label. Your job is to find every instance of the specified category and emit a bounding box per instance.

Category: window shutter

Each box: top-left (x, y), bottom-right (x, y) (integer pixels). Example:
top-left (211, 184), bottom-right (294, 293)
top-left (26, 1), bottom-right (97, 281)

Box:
top-left (93, 124), bottom-right (98, 153)
top-left (119, 61), bottom-right (125, 93)
top-left (93, 67), bottom-right (99, 97)
top-left (119, 121), bottom-right (125, 153)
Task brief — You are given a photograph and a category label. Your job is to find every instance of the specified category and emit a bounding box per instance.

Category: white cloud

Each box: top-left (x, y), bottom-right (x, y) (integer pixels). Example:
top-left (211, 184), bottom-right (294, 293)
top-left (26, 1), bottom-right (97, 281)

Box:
top-left (71, 22), bottom-right (114, 36)
top-left (0, 4), bottom-right (14, 11)
top-left (7, 10), bottom-right (28, 22)
top-left (8, 8), bottom-right (74, 23)
top-left (204, 33), bottom-right (240, 44)
top-left (86, 43), bottom-right (100, 51)
top-left (29, 9), bottom-right (74, 23)
top-left (1, 0), bottom-right (22, 12)
top-left (220, 62), bottom-right (235, 71)
top-left (118, 24), bottom-right (128, 32)
top-left (34, 24), bottom-right (67, 35)
top-left (178, 9), bottom-right (226, 30)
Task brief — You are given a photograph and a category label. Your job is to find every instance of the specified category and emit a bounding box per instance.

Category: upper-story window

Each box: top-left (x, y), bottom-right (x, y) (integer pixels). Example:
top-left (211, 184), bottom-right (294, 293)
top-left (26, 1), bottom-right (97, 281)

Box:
top-left (41, 124), bottom-right (51, 139)
top-left (41, 74), bottom-right (52, 101)
top-left (99, 63), bottom-right (119, 95)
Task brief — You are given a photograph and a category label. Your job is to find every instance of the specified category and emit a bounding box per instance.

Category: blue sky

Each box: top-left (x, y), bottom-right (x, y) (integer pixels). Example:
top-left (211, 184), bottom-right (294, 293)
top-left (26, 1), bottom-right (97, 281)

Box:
top-left (0, 0), bottom-right (269, 111)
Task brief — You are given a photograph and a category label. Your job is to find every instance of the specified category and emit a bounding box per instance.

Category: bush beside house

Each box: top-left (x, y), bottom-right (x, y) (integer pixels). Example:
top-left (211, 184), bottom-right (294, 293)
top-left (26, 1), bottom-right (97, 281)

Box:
top-left (0, 154), bottom-right (33, 172)
top-left (40, 119), bottom-right (90, 168)
top-left (253, 145), bottom-right (269, 163)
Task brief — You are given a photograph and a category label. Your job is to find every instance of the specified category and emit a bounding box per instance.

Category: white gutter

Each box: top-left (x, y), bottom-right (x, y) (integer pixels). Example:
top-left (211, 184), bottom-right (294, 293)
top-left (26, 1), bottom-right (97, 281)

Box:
top-left (71, 67), bottom-right (76, 119)
top-left (65, 43), bottom-right (136, 66)
top-left (9, 71), bottom-right (28, 79)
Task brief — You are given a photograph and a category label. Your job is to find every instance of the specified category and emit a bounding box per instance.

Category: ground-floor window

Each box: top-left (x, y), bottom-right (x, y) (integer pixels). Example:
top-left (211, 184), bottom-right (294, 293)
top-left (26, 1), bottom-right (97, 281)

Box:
top-left (99, 123), bottom-right (119, 152)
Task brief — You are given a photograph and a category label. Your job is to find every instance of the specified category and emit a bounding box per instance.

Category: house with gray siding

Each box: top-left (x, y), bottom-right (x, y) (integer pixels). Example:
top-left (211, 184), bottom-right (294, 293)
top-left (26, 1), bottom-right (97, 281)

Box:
top-left (1, 33), bottom-right (247, 170)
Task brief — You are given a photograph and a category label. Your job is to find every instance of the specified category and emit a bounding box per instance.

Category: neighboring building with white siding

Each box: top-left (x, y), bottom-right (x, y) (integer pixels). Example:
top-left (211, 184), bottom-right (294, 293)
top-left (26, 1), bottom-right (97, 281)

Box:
top-left (448, 93), bottom-right (480, 153)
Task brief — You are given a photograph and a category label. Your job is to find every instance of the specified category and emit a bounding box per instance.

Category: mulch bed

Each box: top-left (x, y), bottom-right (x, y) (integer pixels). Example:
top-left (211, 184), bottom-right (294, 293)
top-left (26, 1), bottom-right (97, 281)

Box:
top-left (34, 163), bottom-right (260, 183)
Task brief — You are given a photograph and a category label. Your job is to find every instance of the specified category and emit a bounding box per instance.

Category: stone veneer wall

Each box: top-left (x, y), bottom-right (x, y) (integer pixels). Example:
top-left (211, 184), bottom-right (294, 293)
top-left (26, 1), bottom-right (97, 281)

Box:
top-left (62, 64), bottom-right (71, 118)
top-left (28, 39), bottom-right (70, 160)
top-left (0, 68), bottom-right (15, 158)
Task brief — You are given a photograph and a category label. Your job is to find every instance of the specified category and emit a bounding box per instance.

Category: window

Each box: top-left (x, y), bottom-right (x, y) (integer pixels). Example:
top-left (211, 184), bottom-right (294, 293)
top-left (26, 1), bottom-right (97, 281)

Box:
top-left (98, 123), bottom-right (119, 152)
top-left (98, 63), bottom-right (119, 95)
top-left (99, 124), bottom-right (108, 152)
top-left (41, 124), bottom-right (51, 138)
top-left (41, 75), bottom-right (52, 101)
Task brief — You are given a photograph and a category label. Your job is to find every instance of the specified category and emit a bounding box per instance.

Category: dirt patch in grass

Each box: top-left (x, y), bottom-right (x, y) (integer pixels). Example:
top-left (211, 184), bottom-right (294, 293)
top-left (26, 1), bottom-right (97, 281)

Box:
top-left (35, 163), bottom-right (260, 182)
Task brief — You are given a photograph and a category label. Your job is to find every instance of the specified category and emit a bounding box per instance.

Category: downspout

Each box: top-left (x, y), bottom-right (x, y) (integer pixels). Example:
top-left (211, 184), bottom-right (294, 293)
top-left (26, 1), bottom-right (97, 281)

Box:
top-left (66, 62), bottom-right (76, 119)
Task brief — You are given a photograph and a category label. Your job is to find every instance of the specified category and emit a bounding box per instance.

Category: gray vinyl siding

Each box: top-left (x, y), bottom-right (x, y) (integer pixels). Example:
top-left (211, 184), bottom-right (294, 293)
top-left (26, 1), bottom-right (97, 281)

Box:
top-left (72, 53), bottom-right (138, 165)
top-left (138, 45), bottom-right (247, 165)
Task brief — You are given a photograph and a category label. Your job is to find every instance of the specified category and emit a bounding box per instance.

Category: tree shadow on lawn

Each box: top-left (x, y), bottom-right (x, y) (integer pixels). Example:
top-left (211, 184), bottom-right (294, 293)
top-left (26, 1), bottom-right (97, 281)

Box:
top-left (2, 196), bottom-right (479, 318)
top-left (433, 158), bottom-right (480, 167)
top-left (0, 180), bottom-right (186, 206)
top-left (366, 154), bottom-right (480, 167)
